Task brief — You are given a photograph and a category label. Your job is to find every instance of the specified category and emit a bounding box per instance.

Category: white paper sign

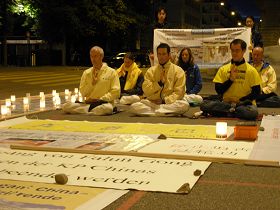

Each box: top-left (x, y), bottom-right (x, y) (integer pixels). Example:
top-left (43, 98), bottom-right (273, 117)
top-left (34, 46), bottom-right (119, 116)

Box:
top-left (0, 148), bottom-right (210, 193)
top-left (140, 138), bottom-right (254, 159)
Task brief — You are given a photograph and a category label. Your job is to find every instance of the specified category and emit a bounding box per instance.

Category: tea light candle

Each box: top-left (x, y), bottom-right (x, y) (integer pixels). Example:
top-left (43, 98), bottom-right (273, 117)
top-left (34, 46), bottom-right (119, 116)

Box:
top-left (23, 97), bottom-right (29, 105)
top-left (11, 95), bottom-right (16, 103)
top-left (55, 97), bottom-right (61, 108)
top-left (40, 100), bottom-right (46, 109)
top-left (216, 122), bottom-right (228, 139)
top-left (5, 99), bottom-right (11, 107)
top-left (71, 95), bottom-right (76, 103)
top-left (39, 92), bottom-right (44, 99)
top-left (23, 105), bottom-right (29, 112)
top-left (1, 105), bottom-right (8, 116)
top-left (52, 90), bottom-right (57, 96)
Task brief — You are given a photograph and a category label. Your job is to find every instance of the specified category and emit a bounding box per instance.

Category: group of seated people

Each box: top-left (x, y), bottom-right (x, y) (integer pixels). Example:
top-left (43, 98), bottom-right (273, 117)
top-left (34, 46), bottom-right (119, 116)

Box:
top-left (62, 39), bottom-right (280, 120)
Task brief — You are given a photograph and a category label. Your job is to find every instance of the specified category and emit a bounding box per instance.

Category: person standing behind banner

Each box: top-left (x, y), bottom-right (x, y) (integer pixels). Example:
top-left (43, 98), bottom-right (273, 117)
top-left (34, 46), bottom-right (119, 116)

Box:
top-left (149, 6), bottom-right (170, 66)
top-left (116, 52), bottom-right (144, 105)
top-left (250, 46), bottom-right (280, 107)
top-left (246, 15), bottom-right (263, 51)
top-left (62, 46), bottom-right (120, 115)
top-left (129, 43), bottom-right (189, 116)
top-left (177, 47), bottom-right (203, 106)
top-left (200, 39), bottom-right (262, 120)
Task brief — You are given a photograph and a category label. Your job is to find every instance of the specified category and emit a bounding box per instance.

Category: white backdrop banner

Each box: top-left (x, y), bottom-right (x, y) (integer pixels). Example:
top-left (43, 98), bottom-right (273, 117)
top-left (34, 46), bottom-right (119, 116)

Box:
top-left (0, 148), bottom-right (210, 193)
top-left (153, 27), bottom-right (251, 67)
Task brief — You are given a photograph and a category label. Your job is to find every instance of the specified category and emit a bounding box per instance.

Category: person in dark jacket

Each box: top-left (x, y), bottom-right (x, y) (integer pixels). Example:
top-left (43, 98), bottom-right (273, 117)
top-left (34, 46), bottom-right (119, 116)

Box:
top-left (178, 47), bottom-right (202, 94)
top-left (149, 6), bottom-right (171, 66)
top-left (246, 15), bottom-right (263, 49)
top-left (177, 47), bottom-right (203, 106)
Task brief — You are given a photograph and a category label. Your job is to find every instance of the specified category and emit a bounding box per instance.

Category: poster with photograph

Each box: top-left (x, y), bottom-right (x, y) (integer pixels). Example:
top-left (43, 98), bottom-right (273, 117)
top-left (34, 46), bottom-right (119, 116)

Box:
top-left (153, 27), bottom-right (251, 67)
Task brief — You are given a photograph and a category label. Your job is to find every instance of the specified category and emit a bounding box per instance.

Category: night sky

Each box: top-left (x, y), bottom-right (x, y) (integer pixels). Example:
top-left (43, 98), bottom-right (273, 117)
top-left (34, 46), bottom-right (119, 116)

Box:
top-left (228, 0), bottom-right (260, 18)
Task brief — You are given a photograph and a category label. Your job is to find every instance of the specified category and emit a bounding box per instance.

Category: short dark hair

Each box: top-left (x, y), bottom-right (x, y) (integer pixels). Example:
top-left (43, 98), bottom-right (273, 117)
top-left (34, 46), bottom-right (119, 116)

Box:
top-left (155, 6), bottom-right (168, 22)
top-left (230, 39), bottom-right (247, 51)
top-left (157, 43), bottom-right (170, 54)
top-left (245, 15), bottom-right (255, 23)
top-left (124, 52), bottom-right (135, 61)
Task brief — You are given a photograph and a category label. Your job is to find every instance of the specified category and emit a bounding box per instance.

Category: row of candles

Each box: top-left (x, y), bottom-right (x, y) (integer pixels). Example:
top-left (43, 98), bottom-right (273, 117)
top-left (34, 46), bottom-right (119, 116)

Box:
top-left (1, 89), bottom-right (229, 139)
top-left (1, 88), bottom-right (83, 117)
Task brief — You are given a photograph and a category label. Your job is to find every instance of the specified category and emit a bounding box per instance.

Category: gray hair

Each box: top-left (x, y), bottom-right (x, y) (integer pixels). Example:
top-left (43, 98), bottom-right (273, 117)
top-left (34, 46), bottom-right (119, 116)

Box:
top-left (90, 46), bottom-right (104, 59)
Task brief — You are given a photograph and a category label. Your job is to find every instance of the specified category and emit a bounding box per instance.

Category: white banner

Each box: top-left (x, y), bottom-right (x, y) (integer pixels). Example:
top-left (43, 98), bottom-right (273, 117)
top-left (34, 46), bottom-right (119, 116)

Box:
top-left (140, 138), bottom-right (254, 159)
top-left (154, 27), bottom-right (251, 67)
top-left (0, 148), bottom-right (210, 193)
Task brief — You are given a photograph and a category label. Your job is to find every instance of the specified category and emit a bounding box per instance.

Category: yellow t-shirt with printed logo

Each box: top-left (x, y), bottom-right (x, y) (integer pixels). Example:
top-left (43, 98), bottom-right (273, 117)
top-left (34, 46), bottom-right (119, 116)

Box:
top-left (213, 62), bottom-right (261, 103)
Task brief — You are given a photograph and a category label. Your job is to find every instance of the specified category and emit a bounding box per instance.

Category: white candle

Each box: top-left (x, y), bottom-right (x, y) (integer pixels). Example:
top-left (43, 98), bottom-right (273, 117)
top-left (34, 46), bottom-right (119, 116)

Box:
top-left (23, 105), bottom-right (29, 112)
top-left (65, 89), bottom-right (69, 95)
top-left (71, 95), bottom-right (76, 103)
top-left (52, 90), bottom-right (57, 96)
top-left (5, 99), bottom-right (11, 107)
top-left (1, 105), bottom-right (8, 116)
top-left (216, 122), bottom-right (228, 138)
top-left (40, 100), bottom-right (46, 109)
top-left (23, 97), bottom-right (29, 105)
top-left (39, 92), bottom-right (45, 99)
top-left (74, 88), bottom-right (79, 94)
top-left (11, 95), bottom-right (16, 102)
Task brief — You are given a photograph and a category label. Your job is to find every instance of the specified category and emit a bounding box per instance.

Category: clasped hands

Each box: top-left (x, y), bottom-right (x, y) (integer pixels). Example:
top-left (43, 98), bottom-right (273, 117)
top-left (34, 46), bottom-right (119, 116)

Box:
top-left (158, 70), bottom-right (166, 87)
top-left (229, 65), bottom-right (238, 81)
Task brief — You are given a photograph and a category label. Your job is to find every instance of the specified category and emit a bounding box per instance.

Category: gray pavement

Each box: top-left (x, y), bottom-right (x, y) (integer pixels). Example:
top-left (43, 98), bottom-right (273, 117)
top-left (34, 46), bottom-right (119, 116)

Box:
top-left (1, 65), bottom-right (280, 210)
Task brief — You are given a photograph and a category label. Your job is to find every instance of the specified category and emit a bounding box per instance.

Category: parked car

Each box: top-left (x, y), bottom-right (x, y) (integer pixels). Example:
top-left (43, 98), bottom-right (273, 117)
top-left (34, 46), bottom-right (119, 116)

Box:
top-left (107, 51), bottom-right (151, 69)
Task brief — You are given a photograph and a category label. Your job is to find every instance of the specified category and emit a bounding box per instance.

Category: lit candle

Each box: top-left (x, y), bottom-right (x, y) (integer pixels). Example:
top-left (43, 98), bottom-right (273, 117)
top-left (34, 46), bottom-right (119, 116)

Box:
top-left (23, 105), bottom-right (29, 112)
top-left (11, 95), bottom-right (16, 103)
top-left (216, 122), bottom-right (228, 139)
top-left (74, 88), bottom-right (79, 94)
top-left (23, 97), bottom-right (29, 105)
top-left (1, 105), bottom-right (8, 116)
top-left (52, 90), bottom-right (57, 96)
top-left (5, 99), bottom-right (11, 107)
top-left (65, 89), bottom-right (69, 95)
top-left (39, 92), bottom-right (44, 99)
top-left (71, 95), bottom-right (76, 103)
top-left (55, 97), bottom-right (61, 108)
top-left (40, 100), bottom-right (46, 109)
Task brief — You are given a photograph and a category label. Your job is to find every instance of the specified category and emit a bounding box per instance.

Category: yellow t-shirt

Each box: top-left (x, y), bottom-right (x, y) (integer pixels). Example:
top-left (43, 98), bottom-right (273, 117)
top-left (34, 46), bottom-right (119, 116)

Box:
top-left (213, 62), bottom-right (261, 103)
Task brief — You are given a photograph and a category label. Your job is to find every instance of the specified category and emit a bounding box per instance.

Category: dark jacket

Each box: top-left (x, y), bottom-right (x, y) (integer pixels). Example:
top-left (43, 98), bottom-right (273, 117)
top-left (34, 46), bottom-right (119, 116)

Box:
top-left (181, 64), bottom-right (202, 94)
top-left (252, 28), bottom-right (263, 47)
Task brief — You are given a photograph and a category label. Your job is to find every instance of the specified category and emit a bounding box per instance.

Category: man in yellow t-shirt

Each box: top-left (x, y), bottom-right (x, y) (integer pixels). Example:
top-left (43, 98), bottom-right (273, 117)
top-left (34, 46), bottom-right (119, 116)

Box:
top-left (200, 39), bottom-right (261, 120)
